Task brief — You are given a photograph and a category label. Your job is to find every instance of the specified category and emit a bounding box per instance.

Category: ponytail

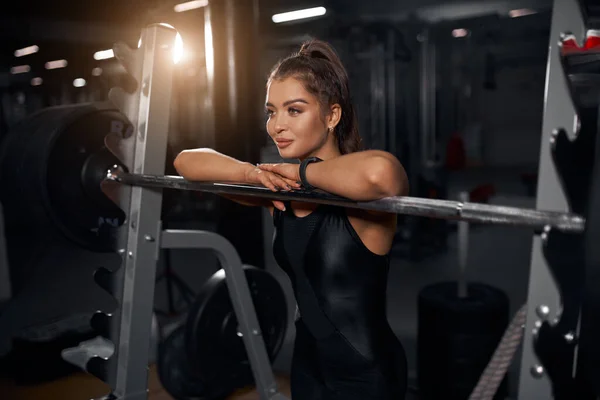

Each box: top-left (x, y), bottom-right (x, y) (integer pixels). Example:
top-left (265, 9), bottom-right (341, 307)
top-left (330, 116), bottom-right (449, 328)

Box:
top-left (268, 39), bottom-right (362, 155)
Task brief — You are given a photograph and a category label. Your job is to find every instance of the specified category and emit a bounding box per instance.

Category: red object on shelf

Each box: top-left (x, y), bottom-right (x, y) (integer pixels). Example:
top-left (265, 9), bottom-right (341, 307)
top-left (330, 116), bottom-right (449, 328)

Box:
top-left (561, 30), bottom-right (600, 55)
top-left (469, 184), bottom-right (496, 204)
top-left (446, 133), bottom-right (466, 170)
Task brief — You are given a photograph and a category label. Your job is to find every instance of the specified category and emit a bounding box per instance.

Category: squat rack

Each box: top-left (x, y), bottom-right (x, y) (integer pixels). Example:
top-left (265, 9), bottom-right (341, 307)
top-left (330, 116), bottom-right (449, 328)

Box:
top-left (61, 24), bottom-right (288, 400)
top-left (518, 0), bottom-right (598, 398)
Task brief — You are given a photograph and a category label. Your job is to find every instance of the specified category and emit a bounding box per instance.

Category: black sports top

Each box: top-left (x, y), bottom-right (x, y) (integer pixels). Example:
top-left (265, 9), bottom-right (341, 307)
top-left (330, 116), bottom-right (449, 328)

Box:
top-left (272, 201), bottom-right (393, 361)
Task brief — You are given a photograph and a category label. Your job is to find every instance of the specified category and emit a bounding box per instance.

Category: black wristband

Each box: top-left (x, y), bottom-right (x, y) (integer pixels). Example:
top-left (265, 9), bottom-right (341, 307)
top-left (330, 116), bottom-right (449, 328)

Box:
top-left (299, 157), bottom-right (322, 190)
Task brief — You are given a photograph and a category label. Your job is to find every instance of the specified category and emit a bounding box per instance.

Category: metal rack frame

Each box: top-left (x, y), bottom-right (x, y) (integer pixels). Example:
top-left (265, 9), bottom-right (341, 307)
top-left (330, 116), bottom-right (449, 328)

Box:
top-left (517, 0), bottom-right (588, 398)
top-left (80, 24), bottom-right (288, 400)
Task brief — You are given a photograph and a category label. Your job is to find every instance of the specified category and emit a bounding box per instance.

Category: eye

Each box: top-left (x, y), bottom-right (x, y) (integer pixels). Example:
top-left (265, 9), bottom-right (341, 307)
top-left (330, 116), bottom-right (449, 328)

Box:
top-left (288, 107), bottom-right (301, 115)
top-left (265, 109), bottom-right (274, 117)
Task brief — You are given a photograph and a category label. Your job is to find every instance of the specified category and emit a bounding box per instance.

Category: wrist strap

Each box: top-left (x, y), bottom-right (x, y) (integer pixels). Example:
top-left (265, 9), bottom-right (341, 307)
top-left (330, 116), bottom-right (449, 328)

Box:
top-left (299, 157), bottom-right (322, 191)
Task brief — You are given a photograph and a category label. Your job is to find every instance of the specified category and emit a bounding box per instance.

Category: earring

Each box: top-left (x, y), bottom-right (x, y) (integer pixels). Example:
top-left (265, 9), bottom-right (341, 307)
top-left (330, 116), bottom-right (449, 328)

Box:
top-left (328, 127), bottom-right (333, 132)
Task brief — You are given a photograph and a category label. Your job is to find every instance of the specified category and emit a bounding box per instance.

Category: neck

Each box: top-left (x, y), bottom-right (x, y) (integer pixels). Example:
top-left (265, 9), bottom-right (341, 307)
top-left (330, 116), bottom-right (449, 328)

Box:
top-left (299, 136), bottom-right (341, 162)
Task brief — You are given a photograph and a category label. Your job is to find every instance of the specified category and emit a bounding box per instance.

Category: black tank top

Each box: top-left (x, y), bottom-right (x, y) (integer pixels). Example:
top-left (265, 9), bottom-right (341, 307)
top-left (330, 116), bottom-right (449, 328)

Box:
top-left (272, 202), bottom-right (392, 358)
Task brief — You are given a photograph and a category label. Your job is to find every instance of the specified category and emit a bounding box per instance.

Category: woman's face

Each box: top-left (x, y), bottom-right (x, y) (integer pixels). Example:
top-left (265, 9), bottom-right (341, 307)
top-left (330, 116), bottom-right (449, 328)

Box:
top-left (265, 77), bottom-right (329, 160)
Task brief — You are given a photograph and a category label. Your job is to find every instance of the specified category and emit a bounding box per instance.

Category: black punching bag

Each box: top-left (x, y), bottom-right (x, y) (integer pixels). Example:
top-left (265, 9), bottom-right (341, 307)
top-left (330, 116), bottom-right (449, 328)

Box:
top-left (207, 0), bottom-right (265, 267)
top-left (417, 282), bottom-right (510, 400)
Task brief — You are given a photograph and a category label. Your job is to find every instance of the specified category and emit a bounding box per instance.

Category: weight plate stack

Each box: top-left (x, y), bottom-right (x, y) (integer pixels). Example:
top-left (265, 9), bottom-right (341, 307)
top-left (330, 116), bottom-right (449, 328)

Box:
top-left (417, 281), bottom-right (509, 400)
top-left (186, 265), bottom-right (287, 390)
top-left (157, 265), bottom-right (288, 399)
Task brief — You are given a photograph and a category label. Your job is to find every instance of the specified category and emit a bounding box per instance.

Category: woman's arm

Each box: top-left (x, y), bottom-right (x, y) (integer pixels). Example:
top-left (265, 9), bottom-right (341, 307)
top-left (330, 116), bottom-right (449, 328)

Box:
top-left (173, 148), bottom-right (255, 183)
top-left (305, 150), bottom-right (409, 200)
top-left (173, 148), bottom-right (298, 210)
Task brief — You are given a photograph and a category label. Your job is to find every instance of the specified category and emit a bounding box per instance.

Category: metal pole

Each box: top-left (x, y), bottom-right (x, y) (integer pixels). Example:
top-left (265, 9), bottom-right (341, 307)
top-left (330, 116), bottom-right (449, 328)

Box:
top-left (106, 172), bottom-right (586, 233)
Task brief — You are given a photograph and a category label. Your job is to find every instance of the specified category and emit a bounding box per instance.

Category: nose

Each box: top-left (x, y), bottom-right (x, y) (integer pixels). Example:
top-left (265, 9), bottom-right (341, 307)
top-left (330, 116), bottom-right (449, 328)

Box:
top-left (272, 114), bottom-right (287, 135)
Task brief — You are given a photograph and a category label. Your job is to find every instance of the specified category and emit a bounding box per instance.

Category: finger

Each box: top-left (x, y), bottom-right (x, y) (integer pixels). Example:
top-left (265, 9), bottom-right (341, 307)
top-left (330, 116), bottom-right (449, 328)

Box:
top-left (273, 200), bottom-right (286, 211)
top-left (259, 175), bottom-right (278, 192)
top-left (258, 164), bottom-right (276, 172)
top-left (284, 178), bottom-right (301, 188)
top-left (264, 176), bottom-right (280, 192)
top-left (273, 176), bottom-right (292, 191)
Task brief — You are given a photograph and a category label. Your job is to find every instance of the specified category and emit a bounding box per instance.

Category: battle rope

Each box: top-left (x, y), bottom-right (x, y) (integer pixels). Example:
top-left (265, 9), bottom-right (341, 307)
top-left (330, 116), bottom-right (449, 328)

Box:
top-left (469, 304), bottom-right (528, 400)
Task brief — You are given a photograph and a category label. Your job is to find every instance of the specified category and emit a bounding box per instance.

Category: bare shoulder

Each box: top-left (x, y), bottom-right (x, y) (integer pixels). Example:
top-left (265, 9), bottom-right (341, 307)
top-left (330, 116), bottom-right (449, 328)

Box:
top-left (345, 207), bottom-right (397, 256)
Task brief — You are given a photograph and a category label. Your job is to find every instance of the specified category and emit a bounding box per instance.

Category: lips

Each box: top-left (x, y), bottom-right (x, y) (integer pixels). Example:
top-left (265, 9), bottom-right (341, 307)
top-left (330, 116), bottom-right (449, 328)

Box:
top-left (275, 139), bottom-right (293, 149)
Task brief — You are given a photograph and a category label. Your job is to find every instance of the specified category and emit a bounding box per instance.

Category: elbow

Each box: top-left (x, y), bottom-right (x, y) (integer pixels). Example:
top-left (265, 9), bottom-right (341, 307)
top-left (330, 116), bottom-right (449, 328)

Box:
top-left (173, 148), bottom-right (207, 178)
top-left (367, 155), bottom-right (409, 198)
top-left (173, 150), bottom-right (190, 176)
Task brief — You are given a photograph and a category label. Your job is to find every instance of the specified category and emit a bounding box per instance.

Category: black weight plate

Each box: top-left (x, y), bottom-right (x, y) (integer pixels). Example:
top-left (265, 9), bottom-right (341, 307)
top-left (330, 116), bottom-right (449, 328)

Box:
top-left (0, 107), bottom-right (84, 291)
top-left (1, 103), bottom-right (179, 251)
top-left (157, 325), bottom-right (208, 400)
top-left (0, 105), bottom-right (125, 251)
top-left (43, 108), bottom-right (128, 250)
top-left (185, 265), bottom-right (288, 389)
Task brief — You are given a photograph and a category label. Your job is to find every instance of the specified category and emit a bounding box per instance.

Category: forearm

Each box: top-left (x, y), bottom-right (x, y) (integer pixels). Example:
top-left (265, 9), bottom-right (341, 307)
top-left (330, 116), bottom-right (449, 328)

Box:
top-left (305, 150), bottom-right (408, 201)
top-left (173, 148), bottom-right (253, 182)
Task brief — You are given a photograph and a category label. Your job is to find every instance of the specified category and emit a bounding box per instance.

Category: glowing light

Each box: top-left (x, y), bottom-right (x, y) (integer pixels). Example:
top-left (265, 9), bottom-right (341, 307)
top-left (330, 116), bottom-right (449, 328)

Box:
top-left (452, 29), bottom-right (470, 38)
top-left (10, 65), bottom-right (31, 74)
top-left (94, 49), bottom-right (114, 60)
top-left (73, 78), bottom-right (86, 88)
top-left (31, 77), bottom-right (43, 86)
top-left (174, 33), bottom-right (184, 64)
top-left (272, 7), bottom-right (327, 23)
top-left (14, 45), bottom-right (39, 57)
top-left (174, 0), bottom-right (208, 12)
top-left (45, 59), bottom-right (68, 69)
top-left (92, 67), bottom-right (103, 76)
top-left (509, 9), bottom-right (536, 18)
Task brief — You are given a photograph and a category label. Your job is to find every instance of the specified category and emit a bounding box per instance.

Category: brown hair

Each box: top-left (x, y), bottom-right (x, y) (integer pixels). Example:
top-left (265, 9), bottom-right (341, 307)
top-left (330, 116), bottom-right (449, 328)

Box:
top-left (268, 39), bottom-right (362, 155)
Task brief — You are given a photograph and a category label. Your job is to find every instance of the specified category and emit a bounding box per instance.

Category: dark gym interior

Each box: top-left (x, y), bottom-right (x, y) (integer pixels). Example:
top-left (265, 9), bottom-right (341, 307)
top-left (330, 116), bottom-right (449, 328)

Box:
top-left (0, 0), bottom-right (599, 399)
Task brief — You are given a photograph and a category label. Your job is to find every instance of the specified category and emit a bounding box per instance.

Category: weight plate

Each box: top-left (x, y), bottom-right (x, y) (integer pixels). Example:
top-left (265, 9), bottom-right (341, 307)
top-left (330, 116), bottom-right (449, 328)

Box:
top-left (43, 108), bottom-right (128, 250)
top-left (185, 265), bottom-right (288, 389)
top-left (157, 325), bottom-right (208, 400)
top-left (0, 104), bottom-right (128, 251)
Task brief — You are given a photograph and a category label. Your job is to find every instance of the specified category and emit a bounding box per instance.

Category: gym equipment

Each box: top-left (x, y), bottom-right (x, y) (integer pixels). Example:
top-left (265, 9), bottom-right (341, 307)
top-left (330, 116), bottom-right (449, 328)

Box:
top-left (2, 4), bottom-right (598, 398)
top-left (0, 103), bottom-right (178, 255)
top-left (417, 196), bottom-right (509, 400)
top-left (106, 170), bottom-right (585, 233)
top-left (157, 265), bottom-right (287, 399)
top-left (0, 103), bottom-right (128, 252)
top-left (417, 282), bottom-right (509, 400)
top-left (518, 0), bottom-right (600, 399)
top-left (45, 24), bottom-right (289, 400)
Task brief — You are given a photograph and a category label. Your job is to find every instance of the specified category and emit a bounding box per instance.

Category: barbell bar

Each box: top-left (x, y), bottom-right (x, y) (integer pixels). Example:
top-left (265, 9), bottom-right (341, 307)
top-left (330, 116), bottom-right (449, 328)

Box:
top-left (106, 167), bottom-right (586, 233)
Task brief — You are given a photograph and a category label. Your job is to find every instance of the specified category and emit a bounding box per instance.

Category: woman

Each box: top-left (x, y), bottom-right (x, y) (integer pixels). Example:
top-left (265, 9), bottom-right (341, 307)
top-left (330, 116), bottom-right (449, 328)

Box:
top-left (174, 39), bottom-right (409, 400)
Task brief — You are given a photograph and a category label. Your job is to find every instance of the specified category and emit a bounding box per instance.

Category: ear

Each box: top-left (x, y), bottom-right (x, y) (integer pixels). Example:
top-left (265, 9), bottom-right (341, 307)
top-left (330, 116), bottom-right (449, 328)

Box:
top-left (327, 104), bottom-right (342, 129)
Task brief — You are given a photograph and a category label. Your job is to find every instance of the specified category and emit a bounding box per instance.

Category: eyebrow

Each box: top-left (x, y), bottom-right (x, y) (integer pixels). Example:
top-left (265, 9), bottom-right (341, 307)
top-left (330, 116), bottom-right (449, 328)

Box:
top-left (265, 98), bottom-right (309, 107)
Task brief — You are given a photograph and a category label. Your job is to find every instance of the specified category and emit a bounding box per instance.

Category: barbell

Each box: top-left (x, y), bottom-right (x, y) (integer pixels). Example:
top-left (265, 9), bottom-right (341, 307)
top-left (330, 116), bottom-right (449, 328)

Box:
top-left (105, 168), bottom-right (586, 234)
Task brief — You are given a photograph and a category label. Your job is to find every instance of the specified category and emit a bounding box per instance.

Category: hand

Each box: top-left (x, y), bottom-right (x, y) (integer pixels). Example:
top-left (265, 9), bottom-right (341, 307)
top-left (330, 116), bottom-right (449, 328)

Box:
top-left (257, 163), bottom-right (301, 184)
top-left (245, 165), bottom-right (301, 211)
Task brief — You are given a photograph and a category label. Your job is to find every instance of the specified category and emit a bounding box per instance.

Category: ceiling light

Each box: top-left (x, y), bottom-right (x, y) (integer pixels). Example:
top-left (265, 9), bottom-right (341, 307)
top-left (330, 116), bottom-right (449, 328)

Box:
top-left (14, 45), bottom-right (39, 57)
top-left (272, 7), bottom-right (327, 24)
top-left (10, 65), bottom-right (31, 74)
top-left (509, 8), bottom-right (536, 18)
top-left (45, 59), bottom-right (68, 69)
top-left (174, 0), bottom-right (208, 12)
top-left (73, 78), bottom-right (86, 88)
top-left (94, 49), bottom-right (114, 61)
top-left (452, 28), bottom-right (470, 38)
top-left (31, 77), bottom-right (43, 86)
